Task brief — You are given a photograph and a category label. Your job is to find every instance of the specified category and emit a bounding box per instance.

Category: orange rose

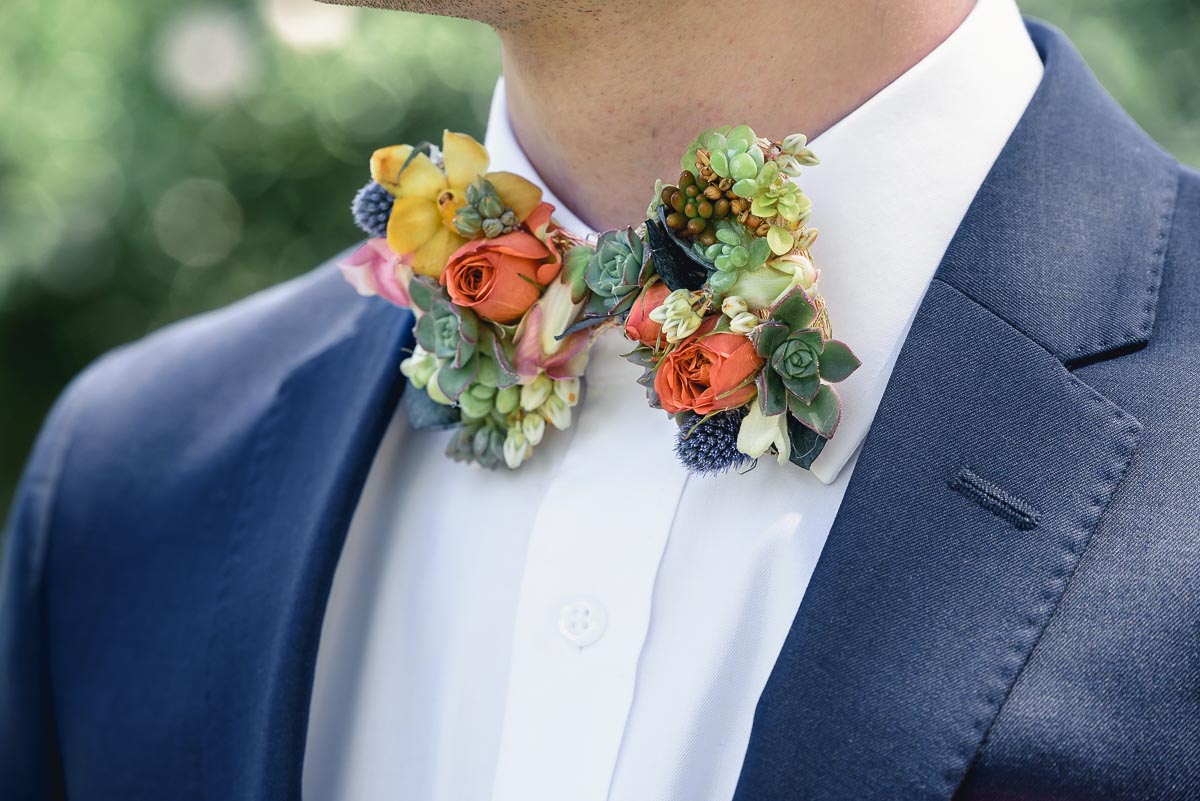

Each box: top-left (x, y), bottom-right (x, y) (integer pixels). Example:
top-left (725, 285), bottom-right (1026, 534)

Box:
top-left (441, 203), bottom-right (561, 324)
top-left (654, 318), bottom-right (763, 415)
top-left (624, 282), bottom-right (672, 347)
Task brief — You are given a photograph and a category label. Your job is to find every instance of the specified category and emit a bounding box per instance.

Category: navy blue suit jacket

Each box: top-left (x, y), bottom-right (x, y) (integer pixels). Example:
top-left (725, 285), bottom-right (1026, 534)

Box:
top-left (3, 22), bottom-right (1199, 801)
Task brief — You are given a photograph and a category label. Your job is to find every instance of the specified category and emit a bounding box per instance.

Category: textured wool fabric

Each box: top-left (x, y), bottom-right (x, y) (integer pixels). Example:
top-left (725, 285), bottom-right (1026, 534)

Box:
top-left (2, 16), bottom-right (1199, 801)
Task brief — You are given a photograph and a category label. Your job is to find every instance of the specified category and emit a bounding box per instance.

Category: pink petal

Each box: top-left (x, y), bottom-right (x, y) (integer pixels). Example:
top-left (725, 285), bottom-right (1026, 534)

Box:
top-left (544, 328), bottom-right (595, 380)
top-left (338, 239), bottom-right (413, 308)
top-left (513, 303), bottom-right (545, 381)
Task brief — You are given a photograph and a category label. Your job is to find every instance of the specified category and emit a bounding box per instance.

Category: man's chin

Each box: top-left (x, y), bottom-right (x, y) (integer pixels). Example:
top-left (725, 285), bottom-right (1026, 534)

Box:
top-left (313, 0), bottom-right (480, 16)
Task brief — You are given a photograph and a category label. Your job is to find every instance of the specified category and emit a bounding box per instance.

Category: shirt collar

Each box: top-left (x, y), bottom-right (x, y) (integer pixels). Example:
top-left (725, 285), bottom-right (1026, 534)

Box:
top-left (483, 0), bottom-right (1042, 485)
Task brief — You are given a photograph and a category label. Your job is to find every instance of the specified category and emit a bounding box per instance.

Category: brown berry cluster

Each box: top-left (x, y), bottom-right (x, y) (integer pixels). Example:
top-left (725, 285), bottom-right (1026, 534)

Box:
top-left (660, 171), bottom-right (730, 247)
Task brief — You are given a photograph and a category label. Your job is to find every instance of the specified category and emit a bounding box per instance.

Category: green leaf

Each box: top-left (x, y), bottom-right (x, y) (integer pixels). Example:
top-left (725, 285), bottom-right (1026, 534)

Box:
top-left (786, 417), bottom-right (827, 469)
top-left (414, 313), bottom-right (437, 352)
top-left (708, 269), bottom-right (737, 295)
top-left (408, 276), bottom-right (438, 312)
top-left (751, 321), bottom-right (789, 358)
top-left (715, 226), bottom-right (741, 247)
top-left (788, 383), bottom-right (841, 438)
top-left (757, 369), bottom-right (787, 416)
top-left (732, 178), bottom-right (757, 198)
top-left (491, 333), bottom-right (520, 389)
top-left (770, 287), bottom-right (817, 331)
top-left (781, 372), bottom-right (820, 404)
top-left (730, 152), bottom-right (758, 181)
top-left (767, 225), bottom-right (794, 255)
top-left (710, 150), bottom-right (729, 176)
top-left (404, 384), bottom-right (461, 431)
top-left (818, 339), bottom-right (861, 382)
top-left (565, 244), bottom-right (593, 303)
top-left (725, 125), bottom-right (756, 148)
top-left (749, 237), bottom-right (771, 267)
top-left (436, 355), bottom-right (478, 402)
top-left (456, 306), bottom-right (479, 346)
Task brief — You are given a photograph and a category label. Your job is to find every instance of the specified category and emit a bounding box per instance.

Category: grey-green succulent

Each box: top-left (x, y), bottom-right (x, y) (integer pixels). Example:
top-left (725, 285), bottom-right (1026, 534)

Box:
top-left (685, 125), bottom-right (764, 183)
top-left (695, 219), bottom-right (772, 295)
top-left (583, 227), bottom-right (651, 316)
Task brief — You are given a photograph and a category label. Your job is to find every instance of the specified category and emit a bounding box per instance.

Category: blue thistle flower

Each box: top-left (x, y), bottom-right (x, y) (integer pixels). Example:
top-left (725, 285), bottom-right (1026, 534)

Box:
top-left (674, 409), bottom-right (752, 475)
top-left (351, 181), bottom-right (394, 238)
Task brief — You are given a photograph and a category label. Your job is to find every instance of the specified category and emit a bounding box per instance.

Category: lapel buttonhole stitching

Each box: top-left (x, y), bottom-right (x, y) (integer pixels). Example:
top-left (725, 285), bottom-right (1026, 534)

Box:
top-left (948, 466), bottom-right (1042, 531)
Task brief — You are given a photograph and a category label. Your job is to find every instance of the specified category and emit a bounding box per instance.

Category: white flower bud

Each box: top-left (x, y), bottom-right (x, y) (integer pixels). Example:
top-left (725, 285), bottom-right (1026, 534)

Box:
top-left (522, 412), bottom-right (546, 446)
top-left (781, 133), bottom-right (808, 154)
top-left (674, 312), bottom-right (703, 341)
top-left (503, 429), bottom-right (529, 470)
top-left (721, 295), bottom-right (748, 318)
top-left (539, 394), bottom-right (572, 430)
top-left (729, 311), bottom-right (759, 335)
top-left (399, 347), bottom-right (437, 389)
top-left (554, 378), bottom-right (581, 407)
top-left (663, 288), bottom-right (694, 316)
top-left (648, 303), bottom-right (671, 325)
top-left (520, 374), bottom-right (553, 411)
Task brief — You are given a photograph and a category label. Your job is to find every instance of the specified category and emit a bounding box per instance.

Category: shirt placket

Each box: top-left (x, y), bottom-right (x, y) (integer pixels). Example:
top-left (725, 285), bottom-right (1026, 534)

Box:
top-left (489, 333), bottom-right (689, 801)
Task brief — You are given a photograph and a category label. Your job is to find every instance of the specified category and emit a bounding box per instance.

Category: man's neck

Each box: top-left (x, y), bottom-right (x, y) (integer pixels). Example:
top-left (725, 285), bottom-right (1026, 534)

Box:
top-left (497, 0), bottom-right (974, 231)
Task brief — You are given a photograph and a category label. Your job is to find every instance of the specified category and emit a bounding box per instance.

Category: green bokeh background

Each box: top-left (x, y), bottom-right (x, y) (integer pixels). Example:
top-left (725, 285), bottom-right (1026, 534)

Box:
top-left (1, 0), bottom-right (1197, 520)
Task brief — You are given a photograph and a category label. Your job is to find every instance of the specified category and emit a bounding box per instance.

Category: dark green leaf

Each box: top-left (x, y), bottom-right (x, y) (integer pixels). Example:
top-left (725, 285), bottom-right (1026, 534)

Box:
top-left (788, 383), bottom-right (841, 438)
top-left (646, 210), bottom-right (711, 291)
top-left (770, 287), bottom-right (817, 331)
top-left (751, 321), bottom-right (789, 358)
top-left (781, 372), bottom-right (820, 403)
top-left (818, 339), bottom-right (861, 382)
top-left (786, 417), bottom-right (828, 469)
top-left (758, 369), bottom-right (787, 416)
top-left (404, 385), bottom-right (461, 431)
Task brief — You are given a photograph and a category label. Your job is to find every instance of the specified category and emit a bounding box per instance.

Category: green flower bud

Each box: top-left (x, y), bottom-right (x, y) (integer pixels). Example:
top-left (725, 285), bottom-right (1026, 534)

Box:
top-left (478, 193), bottom-right (505, 220)
top-left (425, 368), bottom-right (452, 405)
top-left (495, 385), bottom-right (520, 414)
top-left (453, 206), bottom-right (483, 238)
top-left (468, 383), bottom-right (496, 400)
top-left (481, 218), bottom-right (504, 238)
top-left (520, 374), bottom-right (553, 411)
top-left (458, 388), bottom-right (493, 420)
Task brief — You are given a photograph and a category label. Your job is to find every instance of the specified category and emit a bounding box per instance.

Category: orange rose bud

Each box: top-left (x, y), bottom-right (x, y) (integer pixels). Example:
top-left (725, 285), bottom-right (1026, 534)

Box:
top-left (441, 211), bottom-right (562, 324)
top-left (654, 318), bottom-right (763, 415)
top-left (624, 282), bottom-right (672, 347)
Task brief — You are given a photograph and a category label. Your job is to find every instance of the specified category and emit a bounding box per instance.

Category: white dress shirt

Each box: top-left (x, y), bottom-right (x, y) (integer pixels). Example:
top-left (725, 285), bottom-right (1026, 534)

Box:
top-left (302, 1), bottom-right (1042, 798)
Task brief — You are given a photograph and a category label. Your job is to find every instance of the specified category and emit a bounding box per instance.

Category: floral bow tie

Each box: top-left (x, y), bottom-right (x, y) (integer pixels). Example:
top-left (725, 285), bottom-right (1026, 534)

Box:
top-left (341, 126), bottom-right (859, 474)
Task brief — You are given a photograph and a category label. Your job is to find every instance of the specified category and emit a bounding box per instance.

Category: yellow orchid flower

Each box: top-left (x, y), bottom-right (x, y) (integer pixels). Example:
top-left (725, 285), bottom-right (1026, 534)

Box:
top-left (370, 130), bottom-right (544, 277)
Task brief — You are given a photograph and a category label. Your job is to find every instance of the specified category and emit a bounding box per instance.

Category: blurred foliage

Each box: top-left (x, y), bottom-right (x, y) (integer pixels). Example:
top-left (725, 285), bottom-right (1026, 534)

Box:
top-left (0, 0), bottom-right (1197, 520)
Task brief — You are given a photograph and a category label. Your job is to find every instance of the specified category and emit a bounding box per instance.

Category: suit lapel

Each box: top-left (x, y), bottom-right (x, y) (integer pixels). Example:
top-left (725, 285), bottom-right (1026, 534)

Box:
top-left (733, 20), bottom-right (1178, 801)
top-left (201, 285), bottom-right (413, 801)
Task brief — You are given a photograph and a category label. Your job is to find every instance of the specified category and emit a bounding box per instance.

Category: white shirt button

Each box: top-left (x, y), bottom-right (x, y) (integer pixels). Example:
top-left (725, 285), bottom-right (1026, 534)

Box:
top-left (558, 599), bottom-right (607, 648)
